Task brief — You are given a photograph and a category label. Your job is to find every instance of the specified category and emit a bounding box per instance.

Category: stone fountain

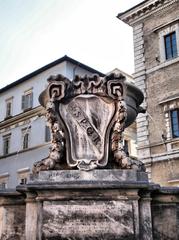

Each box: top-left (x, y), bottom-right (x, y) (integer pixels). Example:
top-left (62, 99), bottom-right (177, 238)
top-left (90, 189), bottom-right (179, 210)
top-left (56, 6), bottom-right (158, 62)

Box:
top-left (18, 73), bottom-right (153, 240)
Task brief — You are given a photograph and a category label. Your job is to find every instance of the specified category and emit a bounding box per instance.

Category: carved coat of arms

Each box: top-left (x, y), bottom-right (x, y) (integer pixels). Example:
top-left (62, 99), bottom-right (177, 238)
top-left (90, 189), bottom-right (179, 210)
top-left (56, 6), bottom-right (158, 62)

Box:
top-left (33, 74), bottom-right (145, 172)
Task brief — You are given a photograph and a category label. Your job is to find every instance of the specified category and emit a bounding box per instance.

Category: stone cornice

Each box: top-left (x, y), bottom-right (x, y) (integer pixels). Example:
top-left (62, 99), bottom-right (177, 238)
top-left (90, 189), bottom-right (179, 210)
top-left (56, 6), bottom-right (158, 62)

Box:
top-left (117, 0), bottom-right (178, 26)
top-left (0, 142), bottom-right (50, 160)
top-left (0, 106), bottom-right (45, 130)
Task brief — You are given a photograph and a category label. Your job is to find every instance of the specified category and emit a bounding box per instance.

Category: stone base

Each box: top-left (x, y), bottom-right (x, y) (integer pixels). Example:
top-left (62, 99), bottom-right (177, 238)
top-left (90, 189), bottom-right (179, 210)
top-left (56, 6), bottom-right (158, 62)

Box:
top-left (0, 190), bottom-right (25, 240)
top-left (17, 170), bottom-right (153, 240)
top-left (30, 169), bottom-right (148, 186)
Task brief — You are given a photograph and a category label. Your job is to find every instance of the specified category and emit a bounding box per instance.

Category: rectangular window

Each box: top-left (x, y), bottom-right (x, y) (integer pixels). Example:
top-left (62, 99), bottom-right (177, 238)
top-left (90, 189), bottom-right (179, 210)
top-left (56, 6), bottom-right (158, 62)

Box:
top-left (23, 133), bottom-right (29, 149)
top-left (17, 168), bottom-right (30, 185)
top-left (6, 101), bottom-right (12, 117)
top-left (45, 125), bottom-right (51, 142)
top-left (22, 128), bottom-right (30, 150)
top-left (3, 134), bottom-right (11, 155)
top-left (164, 32), bottom-right (177, 60)
top-left (0, 182), bottom-right (7, 190)
top-left (20, 178), bottom-right (27, 185)
top-left (5, 99), bottom-right (13, 118)
top-left (21, 91), bottom-right (33, 111)
top-left (171, 109), bottom-right (179, 138)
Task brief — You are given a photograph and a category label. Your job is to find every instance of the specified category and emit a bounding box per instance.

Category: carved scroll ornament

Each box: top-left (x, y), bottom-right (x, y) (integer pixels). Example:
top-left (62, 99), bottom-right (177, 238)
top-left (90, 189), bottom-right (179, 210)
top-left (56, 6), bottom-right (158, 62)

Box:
top-left (33, 73), bottom-right (145, 173)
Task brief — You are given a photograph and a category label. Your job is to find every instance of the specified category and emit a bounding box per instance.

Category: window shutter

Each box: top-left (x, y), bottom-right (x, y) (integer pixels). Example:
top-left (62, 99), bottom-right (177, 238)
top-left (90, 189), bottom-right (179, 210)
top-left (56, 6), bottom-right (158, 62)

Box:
top-left (6, 102), bottom-right (11, 117)
top-left (45, 126), bottom-right (51, 142)
top-left (22, 95), bottom-right (25, 110)
top-left (30, 92), bottom-right (33, 108)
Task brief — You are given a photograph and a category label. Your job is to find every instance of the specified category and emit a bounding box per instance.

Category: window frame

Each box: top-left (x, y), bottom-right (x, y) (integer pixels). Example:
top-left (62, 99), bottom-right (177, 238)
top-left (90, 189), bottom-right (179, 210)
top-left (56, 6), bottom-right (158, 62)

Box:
top-left (5, 97), bottom-right (13, 118)
top-left (22, 127), bottom-right (31, 150)
top-left (0, 173), bottom-right (9, 189)
top-left (3, 134), bottom-right (11, 155)
top-left (17, 168), bottom-right (30, 185)
top-left (21, 89), bottom-right (33, 111)
top-left (164, 31), bottom-right (178, 60)
top-left (170, 109), bottom-right (179, 139)
top-left (158, 23), bottom-right (179, 63)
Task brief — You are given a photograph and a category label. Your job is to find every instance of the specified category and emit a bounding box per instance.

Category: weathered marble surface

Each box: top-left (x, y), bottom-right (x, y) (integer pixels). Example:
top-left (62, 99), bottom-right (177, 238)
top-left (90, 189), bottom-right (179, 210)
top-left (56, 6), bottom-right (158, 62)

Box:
top-left (151, 187), bottom-right (179, 240)
top-left (0, 190), bottom-right (25, 240)
top-left (33, 73), bottom-right (145, 172)
top-left (60, 95), bottom-right (115, 170)
top-left (30, 169), bottom-right (148, 184)
top-left (42, 200), bottom-right (134, 240)
top-left (18, 169), bottom-right (151, 240)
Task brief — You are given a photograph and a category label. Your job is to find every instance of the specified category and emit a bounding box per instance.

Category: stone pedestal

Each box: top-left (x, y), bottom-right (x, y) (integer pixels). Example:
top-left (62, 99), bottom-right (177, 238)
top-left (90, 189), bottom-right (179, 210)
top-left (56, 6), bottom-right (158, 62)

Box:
top-left (17, 170), bottom-right (153, 240)
top-left (151, 187), bottom-right (179, 240)
top-left (0, 190), bottom-right (25, 240)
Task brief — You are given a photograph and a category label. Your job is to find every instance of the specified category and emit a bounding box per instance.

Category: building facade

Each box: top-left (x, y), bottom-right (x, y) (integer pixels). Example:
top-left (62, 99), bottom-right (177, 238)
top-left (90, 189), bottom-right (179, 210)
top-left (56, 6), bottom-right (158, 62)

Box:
top-left (118, 0), bottom-right (179, 186)
top-left (0, 56), bottom-right (105, 188)
top-left (0, 56), bottom-right (136, 188)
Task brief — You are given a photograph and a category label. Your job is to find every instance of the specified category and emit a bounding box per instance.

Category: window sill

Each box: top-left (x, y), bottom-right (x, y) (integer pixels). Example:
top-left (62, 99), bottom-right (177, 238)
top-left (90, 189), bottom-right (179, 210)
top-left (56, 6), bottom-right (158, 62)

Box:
top-left (146, 56), bottom-right (179, 74)
top-left (168, 179), bottom-right (179, 184)
top-left (4, 116), bottom-right (13, 120)
top-left (22, 107), bottom-right (32, 112)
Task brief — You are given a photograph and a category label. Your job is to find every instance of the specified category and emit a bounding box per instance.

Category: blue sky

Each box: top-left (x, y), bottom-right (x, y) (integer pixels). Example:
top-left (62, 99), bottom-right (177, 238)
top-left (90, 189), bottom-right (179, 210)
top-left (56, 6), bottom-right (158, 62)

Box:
top-left (0, 0), bottom-right (142, 88)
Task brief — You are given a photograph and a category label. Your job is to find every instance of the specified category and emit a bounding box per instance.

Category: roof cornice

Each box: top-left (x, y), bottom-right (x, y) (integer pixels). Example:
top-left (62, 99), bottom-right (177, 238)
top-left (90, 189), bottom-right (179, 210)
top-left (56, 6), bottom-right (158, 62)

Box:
top-left (0, 55), bottom-right (105, 94)
top-left (117, 0), bottom-right (178, 26)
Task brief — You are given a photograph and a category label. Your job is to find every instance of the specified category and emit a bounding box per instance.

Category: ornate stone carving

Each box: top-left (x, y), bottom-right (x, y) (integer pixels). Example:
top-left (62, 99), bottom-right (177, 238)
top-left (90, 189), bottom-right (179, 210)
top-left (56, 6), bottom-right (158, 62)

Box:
top-left (33, 92), bottom-right (64, 173)
top-left (33, 73), bottom-right (145, 172)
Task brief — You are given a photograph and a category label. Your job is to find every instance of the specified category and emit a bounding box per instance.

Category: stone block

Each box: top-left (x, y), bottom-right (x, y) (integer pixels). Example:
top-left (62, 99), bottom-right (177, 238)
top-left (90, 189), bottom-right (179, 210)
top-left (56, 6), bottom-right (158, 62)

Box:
top-left (134, 49), bottom-right (145, 58)
top-left (135, 62), bottom-right (145, 70)
top-left (42, 200), bottom-right (135, 240)
top-left (151, 188), bottom-right (179, 240)
top-left (135, 58), bottom-right (145, 66)
top-left (135, 65), bottom-right (146, 72)
top-left (134, 31), bottom-right (143, 40)
top-left (18, 170), bottom-right (151, 240)
top-left (137, 130), bottom-right (149, 137)
top-left (134, 44), bottom-right (144, 52)
top-left (133, 27), bottom-right (143, 35)
top-left (135, 75), bottom-right (146, 82)
top-left (135, 54), bottom-right (145, 61)
top-left (133, 70), bottom-right (146, 78)
top-left (133, 23), bottom-right (143, 31)
top-left (137, 125), bottom-right (148, 133)
top-left (0, 190), bottom-right (25, 240)
top-left (31, 169), bottom-right (148, 184)
top-left (134, 39), bottom-right (144, 48)
top-left (137, 121), bottom-right (149, 128)
top-left (137, 140), bottom-right (150, 147)
top-left (137, 135), bottom-right (149, 142)
top-left (136, 115), bottom-right (147, 123)
top-left (134, 37), bottom-right (144, 45)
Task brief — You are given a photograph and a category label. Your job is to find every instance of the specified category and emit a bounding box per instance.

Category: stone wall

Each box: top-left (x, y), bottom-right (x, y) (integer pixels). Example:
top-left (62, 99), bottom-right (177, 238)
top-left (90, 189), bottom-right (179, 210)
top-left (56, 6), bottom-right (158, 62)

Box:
top-left (151, 187), bottom-right (179, 240)
top-left (129, 0), bottom-right (179, 186)
top-left (0, 190), bottom-right (25, 240)
top-left (0, 170), bottom-right (178, 240)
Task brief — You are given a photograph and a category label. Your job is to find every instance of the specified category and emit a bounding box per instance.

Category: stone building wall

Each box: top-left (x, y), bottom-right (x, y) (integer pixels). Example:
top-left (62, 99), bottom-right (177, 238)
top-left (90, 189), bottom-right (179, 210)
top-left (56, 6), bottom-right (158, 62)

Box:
top-left (118, 0), bottom-right (179, 186)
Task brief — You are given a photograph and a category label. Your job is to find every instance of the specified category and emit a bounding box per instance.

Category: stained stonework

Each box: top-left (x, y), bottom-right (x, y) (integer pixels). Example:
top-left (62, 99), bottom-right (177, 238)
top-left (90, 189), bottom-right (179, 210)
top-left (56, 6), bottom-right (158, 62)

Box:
top-left (33, 73), bottom-right (145, 173)
top-left (0, 181), bottom-right (177, 240)
top-left (42, 200), bottom-right (134, 240)
top-left (151, 187), bottom-right (179, 240)
top-left (0, 191), bottom-right (25, 240)
top-left (17, 169), bottom-right (152, 240)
